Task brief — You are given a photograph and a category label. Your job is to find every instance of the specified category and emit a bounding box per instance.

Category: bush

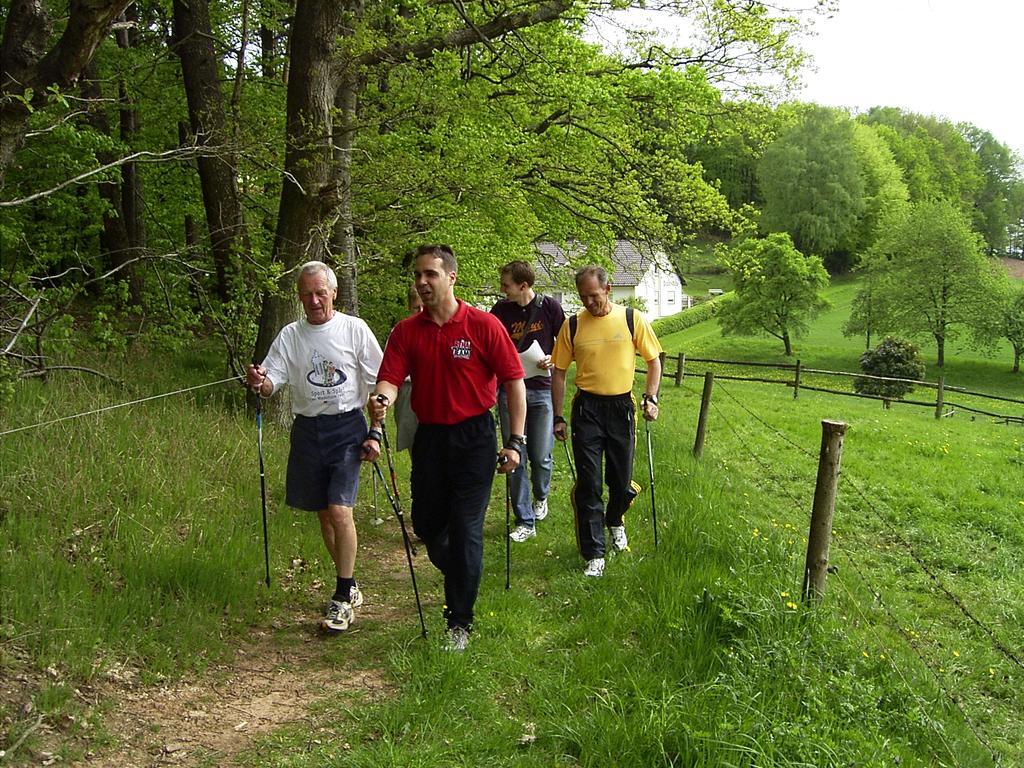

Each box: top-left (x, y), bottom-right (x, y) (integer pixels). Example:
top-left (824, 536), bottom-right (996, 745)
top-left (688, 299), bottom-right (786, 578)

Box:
top-left (854, 337), bottom-right (926, 400)
top-left (652, 292), bottom-right (734, 337)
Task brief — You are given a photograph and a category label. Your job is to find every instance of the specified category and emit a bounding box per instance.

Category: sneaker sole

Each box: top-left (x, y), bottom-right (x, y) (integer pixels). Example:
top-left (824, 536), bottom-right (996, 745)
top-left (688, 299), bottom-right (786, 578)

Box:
top-left (321, 616), bottom-right (354, 632)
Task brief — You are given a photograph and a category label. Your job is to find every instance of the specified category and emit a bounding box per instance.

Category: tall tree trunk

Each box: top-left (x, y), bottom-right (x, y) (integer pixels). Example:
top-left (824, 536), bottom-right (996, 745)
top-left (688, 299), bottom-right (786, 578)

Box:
top-left (0, 0), bottom-right (133, 185)
top-left (332, 72), bottom-right (359, 315)
top-left (81, 64), bottom-right (130, 261)
top-left (935, 334), bottom-right (945, 367)
top-left (115, 7), bottom-right (144, 302)
top-left (171, 0), bottom-right (250, 301)
top-left (253, 0), bottom-right (347, 422)
top-left (783, 330), bottom-right (793, 356)
top-left (1013, 347), bottom-right (1020, 374)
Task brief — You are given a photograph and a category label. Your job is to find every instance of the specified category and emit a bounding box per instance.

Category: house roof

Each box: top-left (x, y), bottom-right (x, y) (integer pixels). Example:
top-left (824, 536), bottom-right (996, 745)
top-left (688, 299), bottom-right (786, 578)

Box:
top-left (534, 240), bottom-right (678, 287)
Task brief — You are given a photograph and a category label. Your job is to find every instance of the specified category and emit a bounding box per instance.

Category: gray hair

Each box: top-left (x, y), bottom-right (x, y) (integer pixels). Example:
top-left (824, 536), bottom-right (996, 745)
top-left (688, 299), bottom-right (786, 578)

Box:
top-left (297, 261), bottom-right (338, 291)
top-left (575, 264), bottom-right (609, 289)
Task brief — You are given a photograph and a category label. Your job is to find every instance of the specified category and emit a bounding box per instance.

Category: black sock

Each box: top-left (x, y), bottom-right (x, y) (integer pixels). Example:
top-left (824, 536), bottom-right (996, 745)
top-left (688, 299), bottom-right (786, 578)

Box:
top-left (334, 577), bottom-right (356, 602)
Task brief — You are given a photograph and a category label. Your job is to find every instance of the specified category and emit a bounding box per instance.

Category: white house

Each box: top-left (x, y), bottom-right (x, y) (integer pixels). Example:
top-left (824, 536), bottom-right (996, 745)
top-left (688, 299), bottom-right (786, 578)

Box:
top-left (534, 240), bottom-right (691, 319)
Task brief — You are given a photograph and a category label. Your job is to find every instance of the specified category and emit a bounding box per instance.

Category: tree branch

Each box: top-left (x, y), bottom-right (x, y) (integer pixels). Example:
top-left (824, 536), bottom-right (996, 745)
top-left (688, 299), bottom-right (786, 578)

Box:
top-left (359, 0), bottom-right (573, 67)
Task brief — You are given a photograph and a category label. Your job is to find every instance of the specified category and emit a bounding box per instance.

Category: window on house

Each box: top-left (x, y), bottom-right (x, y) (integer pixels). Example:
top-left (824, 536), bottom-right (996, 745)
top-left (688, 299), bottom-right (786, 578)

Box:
top-left (666, 290), bottom-right (676, 304)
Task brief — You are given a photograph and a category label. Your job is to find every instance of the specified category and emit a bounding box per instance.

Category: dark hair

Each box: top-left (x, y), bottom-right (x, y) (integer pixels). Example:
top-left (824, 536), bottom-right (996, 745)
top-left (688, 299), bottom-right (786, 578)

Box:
top-left (415, 244), bottom-right (457, 273)
top-left (575, 264), bottom-right (609, 289)
top-left (501, 260), bottom-right (535, 287)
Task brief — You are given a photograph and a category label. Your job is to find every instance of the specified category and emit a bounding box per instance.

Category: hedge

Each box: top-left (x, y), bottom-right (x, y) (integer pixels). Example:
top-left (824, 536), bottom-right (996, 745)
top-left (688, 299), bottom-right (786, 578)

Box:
top-left (651, 292), bottom-right (735, 337)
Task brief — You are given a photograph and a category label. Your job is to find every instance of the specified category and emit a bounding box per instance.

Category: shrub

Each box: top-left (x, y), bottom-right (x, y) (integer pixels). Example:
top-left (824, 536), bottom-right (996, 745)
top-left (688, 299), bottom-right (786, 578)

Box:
top-left (854, 336), bottom-right (926, 400)
top-left (652, 292), bottom-right (734, 337)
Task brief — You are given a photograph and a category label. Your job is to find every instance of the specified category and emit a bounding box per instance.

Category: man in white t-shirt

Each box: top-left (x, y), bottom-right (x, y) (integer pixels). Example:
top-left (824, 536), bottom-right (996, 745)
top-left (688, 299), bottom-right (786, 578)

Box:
top-left (246, 261), bottom-right (383, 632)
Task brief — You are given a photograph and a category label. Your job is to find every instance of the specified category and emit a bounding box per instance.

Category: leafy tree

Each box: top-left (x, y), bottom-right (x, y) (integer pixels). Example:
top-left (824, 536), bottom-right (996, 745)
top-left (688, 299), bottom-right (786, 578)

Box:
top-left (757, 105), bottom-right (865, 272)
top-left (854, 336), bottom-right (925, 403)
top-left (1002, 286), bottom-right (1024, 373)
top-left (848, 122), bottom-right (910, 256)
top-left (718, 231), bottom-right (830, 355)
top-left (861, 108), bottom-right (984, 215)
top-left (842, 252), bottom-right (897, 350)
top-left (857, 199), bottom-right (1005, 367)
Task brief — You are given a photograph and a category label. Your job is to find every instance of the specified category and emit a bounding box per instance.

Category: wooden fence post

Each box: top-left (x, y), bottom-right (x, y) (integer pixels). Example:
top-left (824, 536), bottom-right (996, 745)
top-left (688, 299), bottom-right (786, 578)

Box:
top-left (934, 375), bottom-right (945, 419)
top-left (675, 352), bottom-right (685, 387)
top-left (802, 420), bottom-right (847, 602)
top-left (793, 358), bottom-right (801, 400)
top-left (693, 371), bottom-right (714, 458)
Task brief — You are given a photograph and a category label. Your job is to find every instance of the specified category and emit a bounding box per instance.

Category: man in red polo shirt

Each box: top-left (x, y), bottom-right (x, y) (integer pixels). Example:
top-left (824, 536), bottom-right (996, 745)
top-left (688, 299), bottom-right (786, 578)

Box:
top-left (371, 244), bottom-right (525, 652)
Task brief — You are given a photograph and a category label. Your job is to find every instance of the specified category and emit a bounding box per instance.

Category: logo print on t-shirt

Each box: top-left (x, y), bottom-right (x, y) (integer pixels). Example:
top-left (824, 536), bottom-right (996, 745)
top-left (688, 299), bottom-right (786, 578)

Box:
top-left (307, 349), bottom-right (346, 387)
top-left (451, 339), bottom-right (472, 360)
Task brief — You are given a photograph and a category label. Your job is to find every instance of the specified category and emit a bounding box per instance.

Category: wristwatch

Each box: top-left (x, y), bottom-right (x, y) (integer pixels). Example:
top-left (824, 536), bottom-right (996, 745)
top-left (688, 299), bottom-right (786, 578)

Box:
top-left (505, 434), bottom-right (526, 451)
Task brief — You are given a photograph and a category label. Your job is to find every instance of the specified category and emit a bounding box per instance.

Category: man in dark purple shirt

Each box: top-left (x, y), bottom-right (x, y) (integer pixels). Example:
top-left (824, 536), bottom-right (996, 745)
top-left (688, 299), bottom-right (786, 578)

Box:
top-left (491, 260), bottom-right (566, 541)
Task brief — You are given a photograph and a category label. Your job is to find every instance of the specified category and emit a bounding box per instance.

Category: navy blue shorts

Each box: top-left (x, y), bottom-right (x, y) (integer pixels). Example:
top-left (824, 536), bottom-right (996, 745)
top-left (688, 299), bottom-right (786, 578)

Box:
top-left (286, 410), bottom-right (367, 511)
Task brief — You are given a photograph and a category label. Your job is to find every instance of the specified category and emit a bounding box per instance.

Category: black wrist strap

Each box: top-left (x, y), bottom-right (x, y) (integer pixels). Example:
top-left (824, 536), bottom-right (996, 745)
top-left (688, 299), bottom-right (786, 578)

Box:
top-left (553, 415), bottom-right (566, 425)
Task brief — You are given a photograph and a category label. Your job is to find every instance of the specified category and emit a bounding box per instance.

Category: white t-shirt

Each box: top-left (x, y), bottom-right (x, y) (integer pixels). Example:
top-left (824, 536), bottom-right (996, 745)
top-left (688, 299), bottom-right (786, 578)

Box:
top-left (262, 313), bottom-right (383, 417)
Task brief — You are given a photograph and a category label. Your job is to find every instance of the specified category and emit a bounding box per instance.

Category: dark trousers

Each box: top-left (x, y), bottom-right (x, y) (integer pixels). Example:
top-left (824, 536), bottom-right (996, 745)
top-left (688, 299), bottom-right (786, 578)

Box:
top-left (410, 412), bottom-right (496, 629)
top-left (571, 391), bottom-right (639, 560)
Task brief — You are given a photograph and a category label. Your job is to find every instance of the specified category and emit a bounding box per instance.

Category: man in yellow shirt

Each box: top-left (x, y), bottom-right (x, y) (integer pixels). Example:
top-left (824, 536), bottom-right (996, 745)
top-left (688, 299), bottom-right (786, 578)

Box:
top-left (551, 265), bottom-right (662, 577)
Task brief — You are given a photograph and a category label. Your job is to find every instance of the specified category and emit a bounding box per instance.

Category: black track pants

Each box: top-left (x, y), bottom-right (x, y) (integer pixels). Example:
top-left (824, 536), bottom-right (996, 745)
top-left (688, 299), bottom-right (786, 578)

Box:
top-left (570, 391), bottom-right (639, 560)
top-left (410, 411), bottom-right (496, 629)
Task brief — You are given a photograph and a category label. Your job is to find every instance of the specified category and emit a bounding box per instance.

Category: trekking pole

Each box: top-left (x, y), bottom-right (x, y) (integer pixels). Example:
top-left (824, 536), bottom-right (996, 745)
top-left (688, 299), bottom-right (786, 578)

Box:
top-left (645, 418), bottom-right (658, 549)
top-left (562, 438), bottom-right (576, 484)
top-left (375, 404), bottom-right (427, 639)
top-left (254, 394), bottom-right (271, 587)
top-left (505, 472), bottom-right (512, 591)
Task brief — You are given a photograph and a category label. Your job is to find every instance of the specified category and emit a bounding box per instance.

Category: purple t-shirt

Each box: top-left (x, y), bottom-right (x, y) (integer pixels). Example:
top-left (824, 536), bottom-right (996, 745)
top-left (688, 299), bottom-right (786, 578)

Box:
top-left (490, 294), bottom-right (566, 390)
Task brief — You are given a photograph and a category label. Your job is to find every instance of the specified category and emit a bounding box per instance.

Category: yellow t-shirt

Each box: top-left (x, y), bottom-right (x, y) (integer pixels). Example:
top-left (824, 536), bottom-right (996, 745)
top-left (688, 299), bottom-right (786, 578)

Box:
top-left (551, 304), bottom-right (662, 396)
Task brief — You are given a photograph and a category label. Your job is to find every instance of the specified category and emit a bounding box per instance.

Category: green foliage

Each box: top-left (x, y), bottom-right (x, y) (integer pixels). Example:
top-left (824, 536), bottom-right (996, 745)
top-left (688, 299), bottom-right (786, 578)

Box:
top-left (718, 232), bottom-right (830, 355)
top-left (758, 105), bottom-right (865, 267)
top-left (860, 108), bottom-right (986, 224)
top-left (857, 199), bottom-right (1007, 366)
top-left (1001, 285), bottom-right (1024, 372)
top-left (854, 336), bottom-right (926, 399)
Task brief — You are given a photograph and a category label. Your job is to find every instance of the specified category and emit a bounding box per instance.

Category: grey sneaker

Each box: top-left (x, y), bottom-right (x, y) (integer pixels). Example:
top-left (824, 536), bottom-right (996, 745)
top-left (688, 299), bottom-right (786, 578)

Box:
top-left (444, 625), bottom-right (470, 652)
top-left (583, 557), bottom-right (605, 577)
top-left (509, 524), bottom-right (536, 543)
top-left (349, 585), bottom-right (364, 608)
top-left (609, 525), bottom-right (629, 552)
top-left (323, 599), bottom-right (354, 631)
top-left (532, 498), bottom-right (548, 521)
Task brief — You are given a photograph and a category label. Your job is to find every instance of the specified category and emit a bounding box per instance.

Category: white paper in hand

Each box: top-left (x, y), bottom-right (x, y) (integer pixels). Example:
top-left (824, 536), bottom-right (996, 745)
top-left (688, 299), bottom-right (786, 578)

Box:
top-left (518, 339), bottom-right (550, 379)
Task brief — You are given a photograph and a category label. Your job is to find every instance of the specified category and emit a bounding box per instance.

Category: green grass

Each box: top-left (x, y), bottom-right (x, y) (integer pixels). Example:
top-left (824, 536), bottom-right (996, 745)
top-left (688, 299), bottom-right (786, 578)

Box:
top-left (2, 290), bottom-right (1023, 765)
top-left (682, 271), bottom-right (734, 298)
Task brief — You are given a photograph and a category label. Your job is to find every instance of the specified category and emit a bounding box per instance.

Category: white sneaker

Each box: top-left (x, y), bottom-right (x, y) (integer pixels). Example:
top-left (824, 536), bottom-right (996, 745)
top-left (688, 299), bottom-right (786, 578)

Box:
top-left (349, 585), bottom-right (364, 608)
top-left (609, 525), bottom-right (629, 552)
top-left (509, 524), bottom-right (536, 543)
top-left (532, 498), bottom-right (548, 521)
top-left (583, 557), bottom-right (605, 577)
top-left (323, 599), bottom-right (354, 631)
top-left (444, 625), bottom-right (470, 652)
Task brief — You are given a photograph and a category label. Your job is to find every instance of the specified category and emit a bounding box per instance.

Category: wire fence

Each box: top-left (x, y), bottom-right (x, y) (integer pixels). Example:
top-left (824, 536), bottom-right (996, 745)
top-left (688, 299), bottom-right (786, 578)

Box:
top-left (656, 353), bottom-right (1024, 426)
top-left (686, 376), bottom-right (1015, 763)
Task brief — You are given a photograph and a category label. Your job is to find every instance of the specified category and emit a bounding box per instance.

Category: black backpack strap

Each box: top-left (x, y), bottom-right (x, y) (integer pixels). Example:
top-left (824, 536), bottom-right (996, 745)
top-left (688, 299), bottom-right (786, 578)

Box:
top-left (569, 314), bottom-right (578, 348)
top-left (626, 307), bottom-right (634, 339)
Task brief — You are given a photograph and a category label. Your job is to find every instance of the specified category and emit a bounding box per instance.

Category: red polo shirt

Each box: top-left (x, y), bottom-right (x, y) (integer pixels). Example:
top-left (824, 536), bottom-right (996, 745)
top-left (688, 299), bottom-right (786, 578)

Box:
top-left (378, 300), bottom-right (525, 425)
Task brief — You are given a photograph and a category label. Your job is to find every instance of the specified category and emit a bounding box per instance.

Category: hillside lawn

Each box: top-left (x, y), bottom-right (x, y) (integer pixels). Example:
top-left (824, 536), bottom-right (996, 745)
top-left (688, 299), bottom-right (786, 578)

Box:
top-left (1, 269), bottom-right (1022, 765)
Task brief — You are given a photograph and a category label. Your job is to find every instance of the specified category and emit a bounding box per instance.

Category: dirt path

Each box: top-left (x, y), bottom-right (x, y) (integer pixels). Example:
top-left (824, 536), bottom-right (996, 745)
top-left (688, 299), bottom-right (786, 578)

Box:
top-left (1002, 256), bottom-right (1024, 279)
top-left (5, 535), bottom-right (422, 767)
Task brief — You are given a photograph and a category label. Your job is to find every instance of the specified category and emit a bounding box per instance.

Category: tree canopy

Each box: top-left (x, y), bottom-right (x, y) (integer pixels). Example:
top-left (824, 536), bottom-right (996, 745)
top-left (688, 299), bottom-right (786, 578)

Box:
top-left (718, 231), bottom-right (830, 355)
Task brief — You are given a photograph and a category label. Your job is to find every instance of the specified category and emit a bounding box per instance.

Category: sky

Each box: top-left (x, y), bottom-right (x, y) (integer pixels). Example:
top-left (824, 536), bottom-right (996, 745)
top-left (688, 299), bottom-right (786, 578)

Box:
top-left (796, 0), bottom-right (1024, 158)
top-left (589, 1), bottom-right (1023, 159)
